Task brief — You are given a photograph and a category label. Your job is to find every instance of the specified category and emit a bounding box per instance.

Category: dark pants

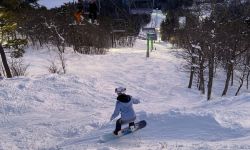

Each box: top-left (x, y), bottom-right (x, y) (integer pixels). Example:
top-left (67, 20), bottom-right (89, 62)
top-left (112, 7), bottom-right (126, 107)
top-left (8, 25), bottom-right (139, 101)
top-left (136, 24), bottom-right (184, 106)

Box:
top-left (89, 12), bottom-right (97, 22)
top-left (114, 118), bottom-right (135, 133)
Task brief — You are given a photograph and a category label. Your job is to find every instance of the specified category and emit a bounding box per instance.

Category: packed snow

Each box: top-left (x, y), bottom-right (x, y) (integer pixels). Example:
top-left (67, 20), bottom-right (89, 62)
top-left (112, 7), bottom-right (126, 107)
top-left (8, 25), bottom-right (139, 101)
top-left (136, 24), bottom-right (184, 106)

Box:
top-left (1, 10), bottom-right (250, 150)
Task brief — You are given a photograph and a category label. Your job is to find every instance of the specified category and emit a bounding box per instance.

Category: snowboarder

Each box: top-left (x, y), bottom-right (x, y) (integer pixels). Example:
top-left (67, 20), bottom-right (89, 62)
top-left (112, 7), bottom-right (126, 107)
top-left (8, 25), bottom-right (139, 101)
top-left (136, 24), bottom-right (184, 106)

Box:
top-left (88, 0), bottom-right (98, 25)
top-left (74, 0), bottom-right (84, 24)
top-left (110, 87), bottom-right (140, 135)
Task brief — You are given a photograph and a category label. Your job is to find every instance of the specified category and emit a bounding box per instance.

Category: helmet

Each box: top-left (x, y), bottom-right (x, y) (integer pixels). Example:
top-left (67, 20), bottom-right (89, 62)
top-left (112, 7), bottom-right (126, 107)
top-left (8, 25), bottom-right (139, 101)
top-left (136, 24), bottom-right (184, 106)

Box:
top-left (115, 87), bottom-right (126, 94)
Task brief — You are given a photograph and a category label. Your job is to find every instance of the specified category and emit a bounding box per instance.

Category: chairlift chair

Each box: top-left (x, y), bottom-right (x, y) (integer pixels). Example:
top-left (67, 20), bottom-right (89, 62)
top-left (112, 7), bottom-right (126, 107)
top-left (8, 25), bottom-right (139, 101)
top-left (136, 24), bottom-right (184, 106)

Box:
top-left (111, 19), bottom-right (127, 33)
top-left (111, 19), bottom-right (128, 47)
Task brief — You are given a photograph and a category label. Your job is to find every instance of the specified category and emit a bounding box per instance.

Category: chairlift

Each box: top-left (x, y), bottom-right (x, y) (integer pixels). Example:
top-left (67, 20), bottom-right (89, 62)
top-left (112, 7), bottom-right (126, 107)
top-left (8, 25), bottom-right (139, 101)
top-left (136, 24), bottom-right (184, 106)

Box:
top-left (142, 27), bottom-right (157, 40)
top-left (111, 19), bottom-right (127, 33)
top-left (111, 19), bottom-right (129, 47)
top-left (129, 0), bottom-right (154, 15)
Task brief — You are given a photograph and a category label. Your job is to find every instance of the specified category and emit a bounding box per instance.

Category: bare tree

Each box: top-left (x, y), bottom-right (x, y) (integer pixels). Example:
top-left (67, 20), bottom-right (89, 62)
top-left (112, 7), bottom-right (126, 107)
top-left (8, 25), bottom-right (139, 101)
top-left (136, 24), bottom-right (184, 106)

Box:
top-left (58, 51), bottom-right (66, 74)
top-left (48, 60), bottom-right (60, 74)
top-left (0, 44), bottom-right (12, 78)
top-left (161, 0), bottom-right (250, 100)
top-left (9, 58), bottom-right (29, 76)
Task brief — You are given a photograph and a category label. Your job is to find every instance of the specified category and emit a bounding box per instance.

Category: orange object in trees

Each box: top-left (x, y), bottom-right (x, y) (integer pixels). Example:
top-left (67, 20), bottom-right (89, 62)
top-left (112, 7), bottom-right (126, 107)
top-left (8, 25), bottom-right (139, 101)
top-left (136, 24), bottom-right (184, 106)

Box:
top-left (74, 12), bottom-right (83, 24)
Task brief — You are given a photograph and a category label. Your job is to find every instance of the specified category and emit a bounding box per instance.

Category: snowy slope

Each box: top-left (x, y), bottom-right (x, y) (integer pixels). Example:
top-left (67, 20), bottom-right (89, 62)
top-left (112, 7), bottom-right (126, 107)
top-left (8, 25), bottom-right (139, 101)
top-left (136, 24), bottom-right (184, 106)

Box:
top-left (1, 39), bottom-right (250, 150)
top-left (1, 9), bottom-right (250, 150)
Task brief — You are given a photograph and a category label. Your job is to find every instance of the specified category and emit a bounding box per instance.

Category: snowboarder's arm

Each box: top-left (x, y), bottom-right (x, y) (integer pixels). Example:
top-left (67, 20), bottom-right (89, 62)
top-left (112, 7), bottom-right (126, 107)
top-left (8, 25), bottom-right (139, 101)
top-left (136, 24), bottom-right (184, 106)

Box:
top-left (132, 97), bottom-right (140, 104)
top-left (110, 101), bottom-right (120, 121)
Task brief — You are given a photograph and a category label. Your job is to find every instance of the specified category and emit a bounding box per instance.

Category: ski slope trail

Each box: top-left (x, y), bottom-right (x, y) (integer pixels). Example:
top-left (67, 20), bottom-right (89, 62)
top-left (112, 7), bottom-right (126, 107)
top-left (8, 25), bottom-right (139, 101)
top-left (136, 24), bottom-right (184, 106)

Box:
top-left (1, 39), bottom-right (250, 149)
top-left (1, 10), bottom-right (250, 150)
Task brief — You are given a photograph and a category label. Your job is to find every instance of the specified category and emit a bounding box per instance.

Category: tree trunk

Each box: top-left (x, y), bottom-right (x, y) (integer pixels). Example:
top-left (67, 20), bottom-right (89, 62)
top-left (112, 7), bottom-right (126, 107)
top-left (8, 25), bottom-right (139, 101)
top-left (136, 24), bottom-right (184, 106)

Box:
top-left (222, 62), bottom-right (233, 96)
top-left (0, 44), bottom-right (12, 78)
top-left (188, 49), bottom-right (196, 88)
top-left (235, 75), bottom-right (244, 96)
top-left (188, 48), bottom-right (195, 88)
top-left (235, 65), bottom-right (247, 96)
top-left (247, 70), bottom-right (250, 90)
top-left (231, 67), bottom-right (234, 86)
top-left (199, 56), bottom-right (205, 94)
top-left (188, 66), bottom-right (195, 88)
top-left (200, 68), bottom-right (205, 94)
top-left (207, 53), bottom-right (214, 100)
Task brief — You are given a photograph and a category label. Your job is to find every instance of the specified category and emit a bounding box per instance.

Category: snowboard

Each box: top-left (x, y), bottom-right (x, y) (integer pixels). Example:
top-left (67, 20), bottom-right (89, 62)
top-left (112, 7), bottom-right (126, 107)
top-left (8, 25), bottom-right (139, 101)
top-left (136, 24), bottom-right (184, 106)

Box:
top-left (99, 120), bottom-right (146, 143)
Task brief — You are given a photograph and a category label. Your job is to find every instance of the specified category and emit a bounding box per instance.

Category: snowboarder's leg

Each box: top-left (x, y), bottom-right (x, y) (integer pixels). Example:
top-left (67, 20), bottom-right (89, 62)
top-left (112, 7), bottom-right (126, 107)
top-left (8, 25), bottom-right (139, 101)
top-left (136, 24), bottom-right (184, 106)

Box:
top-left (88, 13), bottom-right (93, 23)
top-left (129, 122), bottom-right (135, 131)
top-left (113, 118), bottom-right (122, 135)
top-left (92, 12), bottom-right (99, 25)
top-left (93, 12), bottom-right (97, 20)
top-left (89, 12), bottom-right (98, 24)
top-left (129, 122), bottom-right (135, 127)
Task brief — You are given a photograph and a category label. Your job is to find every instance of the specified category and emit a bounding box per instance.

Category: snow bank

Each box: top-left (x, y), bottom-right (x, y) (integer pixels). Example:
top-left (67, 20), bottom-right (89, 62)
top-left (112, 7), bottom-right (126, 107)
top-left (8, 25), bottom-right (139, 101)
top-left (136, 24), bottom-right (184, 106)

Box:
top-left (1, 44), bottom-right (250, 149)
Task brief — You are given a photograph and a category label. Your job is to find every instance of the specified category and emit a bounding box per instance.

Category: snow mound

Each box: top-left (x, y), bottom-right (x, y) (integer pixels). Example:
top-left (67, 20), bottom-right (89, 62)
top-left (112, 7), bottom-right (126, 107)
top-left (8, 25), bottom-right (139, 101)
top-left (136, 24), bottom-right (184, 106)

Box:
top-left (143, 110), bottom-right (247, 141)
top-left (1, 63), bottom-right (250, 149)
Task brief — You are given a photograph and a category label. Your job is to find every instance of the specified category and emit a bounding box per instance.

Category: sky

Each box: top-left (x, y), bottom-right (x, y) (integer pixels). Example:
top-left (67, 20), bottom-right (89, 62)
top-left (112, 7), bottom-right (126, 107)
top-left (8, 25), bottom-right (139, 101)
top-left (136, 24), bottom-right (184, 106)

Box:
top-left (38, 0), bottom-right (74, 9)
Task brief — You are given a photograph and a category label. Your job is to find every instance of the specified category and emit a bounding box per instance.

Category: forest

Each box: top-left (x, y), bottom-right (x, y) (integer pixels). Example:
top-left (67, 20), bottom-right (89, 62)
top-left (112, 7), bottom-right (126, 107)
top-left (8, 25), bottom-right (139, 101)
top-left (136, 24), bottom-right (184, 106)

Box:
top-left (161, 0), bottom-right (250, 100)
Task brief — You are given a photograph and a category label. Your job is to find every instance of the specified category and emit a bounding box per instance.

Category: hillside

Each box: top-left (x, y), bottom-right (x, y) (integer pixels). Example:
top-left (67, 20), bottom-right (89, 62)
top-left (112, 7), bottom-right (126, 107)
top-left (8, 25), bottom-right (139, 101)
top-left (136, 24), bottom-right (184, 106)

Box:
top-left (1, 9), bottom-right (250, 150)
top-left (1, 37), bottom-right (250, 149)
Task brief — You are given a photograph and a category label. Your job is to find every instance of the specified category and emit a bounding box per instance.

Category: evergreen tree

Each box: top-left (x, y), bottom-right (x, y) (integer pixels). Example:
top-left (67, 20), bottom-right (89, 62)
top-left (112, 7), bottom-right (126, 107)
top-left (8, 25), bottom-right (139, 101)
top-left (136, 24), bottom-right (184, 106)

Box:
top-left (0, 0), bottom-right (35, 77)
